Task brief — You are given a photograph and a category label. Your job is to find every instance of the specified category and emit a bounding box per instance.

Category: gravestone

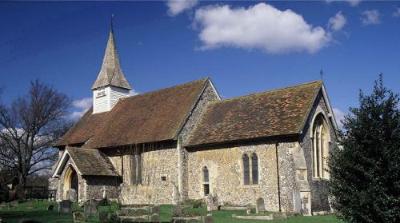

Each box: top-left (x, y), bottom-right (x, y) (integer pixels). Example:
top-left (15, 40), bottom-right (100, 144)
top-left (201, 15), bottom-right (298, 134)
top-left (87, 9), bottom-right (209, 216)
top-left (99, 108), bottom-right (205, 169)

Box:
top-left (84, 199), bottom-right (98, 217)
top-left (150, 213), bottom-right (160, 222)
top-left (204, 215), bottom-right (213, 223)
top-left (255, 198), bottom-right (265, 214)
top-left (301, 196), bottom-right (309, 215)
top-left (47, 204), bottom-right (54, 211)
top-left (73, 211), bottom-right (86, 223)
top-left (58, 200), bottom-right (72, 214)
top-left (99, 211), bottom-right (108, 223)
top-left (205, 195), bottom-right (218, 211)
top-left (67, 189), bottom-right (77, 202)
top-left (151, 205), bottom-right (160, 214)
top-left (246, 207), bottom-right (251, 215)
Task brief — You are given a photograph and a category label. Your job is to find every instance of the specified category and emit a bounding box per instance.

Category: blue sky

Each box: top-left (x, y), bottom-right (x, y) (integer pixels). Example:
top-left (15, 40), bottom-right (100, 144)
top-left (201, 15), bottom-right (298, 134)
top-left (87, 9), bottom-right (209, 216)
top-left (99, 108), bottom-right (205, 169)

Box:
top-left (1, 1), bottom-right (400, 125)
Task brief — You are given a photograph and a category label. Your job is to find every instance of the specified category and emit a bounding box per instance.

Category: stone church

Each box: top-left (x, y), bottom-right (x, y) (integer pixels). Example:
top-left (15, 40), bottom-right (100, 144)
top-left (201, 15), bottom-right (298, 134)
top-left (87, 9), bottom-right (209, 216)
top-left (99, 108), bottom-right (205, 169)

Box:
top-left (50, 26), bottom-right (338, 215)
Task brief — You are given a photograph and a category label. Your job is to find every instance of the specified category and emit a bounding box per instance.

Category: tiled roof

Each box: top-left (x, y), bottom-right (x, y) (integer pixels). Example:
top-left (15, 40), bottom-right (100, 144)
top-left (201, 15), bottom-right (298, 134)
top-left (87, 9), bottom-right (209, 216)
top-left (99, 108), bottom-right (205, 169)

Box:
top-left (56, 78), bottom-right (208, 148)
top-left (67, 147), bottom-right (118, 176)
top-left (186, 81), bottom-right (322, 147)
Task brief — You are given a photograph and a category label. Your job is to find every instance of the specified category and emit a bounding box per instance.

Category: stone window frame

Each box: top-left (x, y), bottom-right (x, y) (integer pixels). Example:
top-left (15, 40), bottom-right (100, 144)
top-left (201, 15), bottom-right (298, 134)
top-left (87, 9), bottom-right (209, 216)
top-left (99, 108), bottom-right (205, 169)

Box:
top-left (202, 166), bottom-right (210, 196)
top-left (242, 151), bottom-right (260, 186)
top-left (251, 153), bottom-right (259, 184)
top-left (310, 110), bottom-right (331, 180)
top-left (242, 154), bottom-right (250, 185)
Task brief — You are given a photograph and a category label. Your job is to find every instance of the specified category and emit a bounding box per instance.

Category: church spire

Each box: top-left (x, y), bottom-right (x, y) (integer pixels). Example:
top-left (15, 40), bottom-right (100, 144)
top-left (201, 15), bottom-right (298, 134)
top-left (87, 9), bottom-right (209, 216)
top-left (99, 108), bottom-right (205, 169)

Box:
top-left (92, 17), bottom-right (131, 90)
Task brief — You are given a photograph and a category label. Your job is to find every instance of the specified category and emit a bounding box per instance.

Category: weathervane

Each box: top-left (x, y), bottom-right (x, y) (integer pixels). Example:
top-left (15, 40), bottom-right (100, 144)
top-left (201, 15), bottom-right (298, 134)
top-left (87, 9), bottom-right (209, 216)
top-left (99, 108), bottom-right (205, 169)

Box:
top-left (110, 14), bottom-right (115, 33)
top-left (320, 69), bottom-right (324, 81)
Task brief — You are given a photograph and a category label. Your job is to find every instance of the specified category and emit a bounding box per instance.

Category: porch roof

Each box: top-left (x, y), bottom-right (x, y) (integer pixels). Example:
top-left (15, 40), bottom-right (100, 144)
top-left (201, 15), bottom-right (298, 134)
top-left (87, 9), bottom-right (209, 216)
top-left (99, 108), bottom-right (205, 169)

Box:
top-left (52, 147), bottom-right (118, 177)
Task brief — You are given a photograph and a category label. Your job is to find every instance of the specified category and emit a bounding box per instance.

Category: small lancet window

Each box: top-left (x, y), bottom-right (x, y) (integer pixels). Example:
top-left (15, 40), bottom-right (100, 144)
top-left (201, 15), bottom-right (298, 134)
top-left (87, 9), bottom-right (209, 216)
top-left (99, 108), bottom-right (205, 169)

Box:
top-left (203, 166), bottom-right (210, 196)
top-left (251, 153), bottom-right (259, 184)
top-left (243, 154), bottom-right (250, 185)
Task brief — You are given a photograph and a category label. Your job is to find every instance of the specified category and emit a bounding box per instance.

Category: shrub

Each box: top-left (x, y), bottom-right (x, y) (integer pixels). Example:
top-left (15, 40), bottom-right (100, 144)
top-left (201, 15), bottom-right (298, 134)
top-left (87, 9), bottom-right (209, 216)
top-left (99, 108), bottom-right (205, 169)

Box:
top-left (330, 75), bottom-right (400, 223)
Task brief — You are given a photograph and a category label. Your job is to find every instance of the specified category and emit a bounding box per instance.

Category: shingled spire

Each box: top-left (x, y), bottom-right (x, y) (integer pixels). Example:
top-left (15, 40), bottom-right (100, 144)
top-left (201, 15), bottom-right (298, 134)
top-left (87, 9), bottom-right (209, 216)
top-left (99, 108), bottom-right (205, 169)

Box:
top-left (92, 18), bottom-right (131, 90)
top-left (92, 17), bottom-right (132, 114)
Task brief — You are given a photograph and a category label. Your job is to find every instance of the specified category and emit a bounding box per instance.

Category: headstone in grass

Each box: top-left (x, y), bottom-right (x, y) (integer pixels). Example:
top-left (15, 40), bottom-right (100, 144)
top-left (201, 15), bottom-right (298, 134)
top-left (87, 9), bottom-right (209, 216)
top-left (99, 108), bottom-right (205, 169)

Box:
top-left (47, 204), bottom-right (54, 211)
top-left (108, 213), bottom-right (119, 223)
top-left (84, 199), bottom-right (98, 217)
top-left (255, 198), bottom-right (265, 214)
top-left (98, 211), bottom-right (108, 223)
top-left (150, 213), bottom-right (160, 222)
top-left (73, 211), bottom-right (86, 223)
top-left (58, 200), bottom-right (72, 214)
top-left (204, 215), bottom-right (213, 223)
top-left (151, 205), bottom-right (160, 214)
top-left (205, 195), bottom-right (218, 211)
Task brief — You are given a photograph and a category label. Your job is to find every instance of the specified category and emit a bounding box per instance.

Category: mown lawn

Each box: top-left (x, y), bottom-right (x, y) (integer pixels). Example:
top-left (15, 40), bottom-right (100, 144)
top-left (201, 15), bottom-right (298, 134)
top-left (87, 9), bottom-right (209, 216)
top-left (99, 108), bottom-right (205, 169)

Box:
top-left (0, 200), bottom-right (342, 223)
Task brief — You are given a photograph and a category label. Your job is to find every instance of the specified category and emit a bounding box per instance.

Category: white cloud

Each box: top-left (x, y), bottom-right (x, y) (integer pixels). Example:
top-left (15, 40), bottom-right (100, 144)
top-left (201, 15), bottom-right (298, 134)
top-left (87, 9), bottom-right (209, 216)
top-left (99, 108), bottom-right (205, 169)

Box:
top-left (193, 3), bottom-right (331, 54)
top-left (70, 97), bottom-right (92, 120)
top-left (326, 0), bottom-right (361, 7)
top-left (361, 10), bottom-right (380, 25)
top-left (167, 0), bottom-right (198, 16)
top-left (333, 107), bottom-right (346, 129)
top-left (346, 0), bottom-right (362, 6)
top-left (393, 8), bottom-right (400, 17)
top-left (328, 11), bottom-right (346, 31)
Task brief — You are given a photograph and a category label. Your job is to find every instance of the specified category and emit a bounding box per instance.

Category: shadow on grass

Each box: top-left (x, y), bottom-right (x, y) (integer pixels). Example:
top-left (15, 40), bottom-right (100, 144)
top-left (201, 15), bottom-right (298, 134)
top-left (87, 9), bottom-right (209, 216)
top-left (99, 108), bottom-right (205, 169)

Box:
top-left (0, 210), bottom-right (72, 223)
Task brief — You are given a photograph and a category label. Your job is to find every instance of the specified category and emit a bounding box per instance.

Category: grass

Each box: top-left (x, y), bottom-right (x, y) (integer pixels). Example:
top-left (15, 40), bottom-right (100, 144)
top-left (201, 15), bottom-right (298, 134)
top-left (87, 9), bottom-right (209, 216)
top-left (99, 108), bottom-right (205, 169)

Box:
top-left (0, 200), bottom-right (342, 223)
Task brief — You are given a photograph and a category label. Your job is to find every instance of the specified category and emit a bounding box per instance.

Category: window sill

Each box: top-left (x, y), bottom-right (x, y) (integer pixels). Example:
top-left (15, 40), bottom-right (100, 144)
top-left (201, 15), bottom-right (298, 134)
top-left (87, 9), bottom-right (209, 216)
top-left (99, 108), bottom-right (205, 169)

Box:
top-left (312, 177), bottom-right (329, 182)
top-left (242, 184), bottom-right (260, 188)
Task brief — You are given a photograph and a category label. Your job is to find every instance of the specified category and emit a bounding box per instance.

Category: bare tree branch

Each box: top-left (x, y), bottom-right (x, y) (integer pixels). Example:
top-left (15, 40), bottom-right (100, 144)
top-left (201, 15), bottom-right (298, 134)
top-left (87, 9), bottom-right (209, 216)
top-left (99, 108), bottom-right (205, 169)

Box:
top-left (0, 80), bottom-right (71, 198)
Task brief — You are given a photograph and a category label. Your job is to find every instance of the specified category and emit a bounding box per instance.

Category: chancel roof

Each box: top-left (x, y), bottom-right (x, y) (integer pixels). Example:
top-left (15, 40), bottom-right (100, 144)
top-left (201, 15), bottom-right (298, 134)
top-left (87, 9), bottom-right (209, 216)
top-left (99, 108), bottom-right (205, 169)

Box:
top-left (186, 81), bottom-right (323, 147)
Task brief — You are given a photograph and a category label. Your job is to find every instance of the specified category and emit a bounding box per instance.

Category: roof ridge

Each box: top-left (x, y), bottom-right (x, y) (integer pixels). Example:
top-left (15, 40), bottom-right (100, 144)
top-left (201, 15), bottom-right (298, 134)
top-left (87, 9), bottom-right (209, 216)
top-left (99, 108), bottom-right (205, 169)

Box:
top-left (123, 77), bottom-right (208, 100)
top-left (209, 80), bottom-right (322, 105)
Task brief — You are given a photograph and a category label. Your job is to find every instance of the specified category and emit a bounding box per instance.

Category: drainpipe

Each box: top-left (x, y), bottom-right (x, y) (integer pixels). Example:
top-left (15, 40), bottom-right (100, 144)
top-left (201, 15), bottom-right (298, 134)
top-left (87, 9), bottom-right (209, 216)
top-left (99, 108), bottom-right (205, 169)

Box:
top-left (275, 142), bottom-right (282, 212)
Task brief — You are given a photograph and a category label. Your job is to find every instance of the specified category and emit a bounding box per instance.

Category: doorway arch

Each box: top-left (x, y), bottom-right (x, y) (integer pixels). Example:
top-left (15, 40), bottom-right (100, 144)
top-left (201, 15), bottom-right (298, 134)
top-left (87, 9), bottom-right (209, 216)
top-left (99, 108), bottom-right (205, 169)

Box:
top-left (63, 165), bottom-right (78, 200)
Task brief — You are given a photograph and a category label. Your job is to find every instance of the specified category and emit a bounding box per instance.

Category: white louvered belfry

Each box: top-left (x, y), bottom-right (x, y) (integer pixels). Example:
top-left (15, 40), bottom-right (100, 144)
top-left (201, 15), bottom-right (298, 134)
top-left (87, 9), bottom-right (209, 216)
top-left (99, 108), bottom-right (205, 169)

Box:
top-left (92, 24), bottom-right (132, 114)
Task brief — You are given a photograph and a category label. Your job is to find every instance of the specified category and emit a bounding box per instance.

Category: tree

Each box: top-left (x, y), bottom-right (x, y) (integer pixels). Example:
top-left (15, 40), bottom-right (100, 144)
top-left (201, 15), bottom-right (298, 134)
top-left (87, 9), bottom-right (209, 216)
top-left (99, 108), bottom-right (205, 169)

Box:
top-left (0, 80), bottom-right (71, 199)
top-left (329, 75), bottom-right (400, 223)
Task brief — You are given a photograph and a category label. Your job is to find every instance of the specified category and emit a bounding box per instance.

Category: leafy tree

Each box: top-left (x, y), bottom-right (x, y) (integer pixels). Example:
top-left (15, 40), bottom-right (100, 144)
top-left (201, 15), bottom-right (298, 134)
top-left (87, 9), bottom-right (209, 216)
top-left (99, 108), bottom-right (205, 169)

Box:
top-left (329, 75), bottom-right (400, 223)
top-left (0, 80), bottom-right (71, 199)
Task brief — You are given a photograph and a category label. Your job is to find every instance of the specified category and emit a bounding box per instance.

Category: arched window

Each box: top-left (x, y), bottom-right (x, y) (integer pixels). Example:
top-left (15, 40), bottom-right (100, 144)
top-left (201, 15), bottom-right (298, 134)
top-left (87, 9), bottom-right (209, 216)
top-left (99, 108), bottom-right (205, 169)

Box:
top-left (251, 153), bottom-right (259, 184)
top-left (203, 166), bottom-right (210, 196)
top-left (243, 154), bottom-right (250, 185)
top-left (313, 115), bottom-right (330, 179)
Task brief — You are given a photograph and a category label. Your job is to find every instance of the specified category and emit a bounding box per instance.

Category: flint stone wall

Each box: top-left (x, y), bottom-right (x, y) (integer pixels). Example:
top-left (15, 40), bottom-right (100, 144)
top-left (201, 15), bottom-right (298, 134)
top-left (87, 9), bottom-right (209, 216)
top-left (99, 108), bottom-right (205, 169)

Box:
top-left (300, 92), bottom-right (337, 212)
top-left (187, 143), bottom-right (287, 211)
top-left (179, 80), bottom-right (220, 200)
top-left (119, 146), bottom-right (179, 205)
top-left (179, 80), bottom-right (220, 145)
top-left (85, 176), bottom-right (120, 200)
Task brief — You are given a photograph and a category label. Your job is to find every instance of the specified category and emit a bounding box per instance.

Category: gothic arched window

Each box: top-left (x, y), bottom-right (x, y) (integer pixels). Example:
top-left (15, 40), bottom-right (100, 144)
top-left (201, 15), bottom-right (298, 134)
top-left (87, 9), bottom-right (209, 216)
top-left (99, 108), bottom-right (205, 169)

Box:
top-left (251, 153), bottom-right (259, 184)
top-left (243, 154), bottom-right (250, 185)
top-left (313, 114), bottom-right (330, 179)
